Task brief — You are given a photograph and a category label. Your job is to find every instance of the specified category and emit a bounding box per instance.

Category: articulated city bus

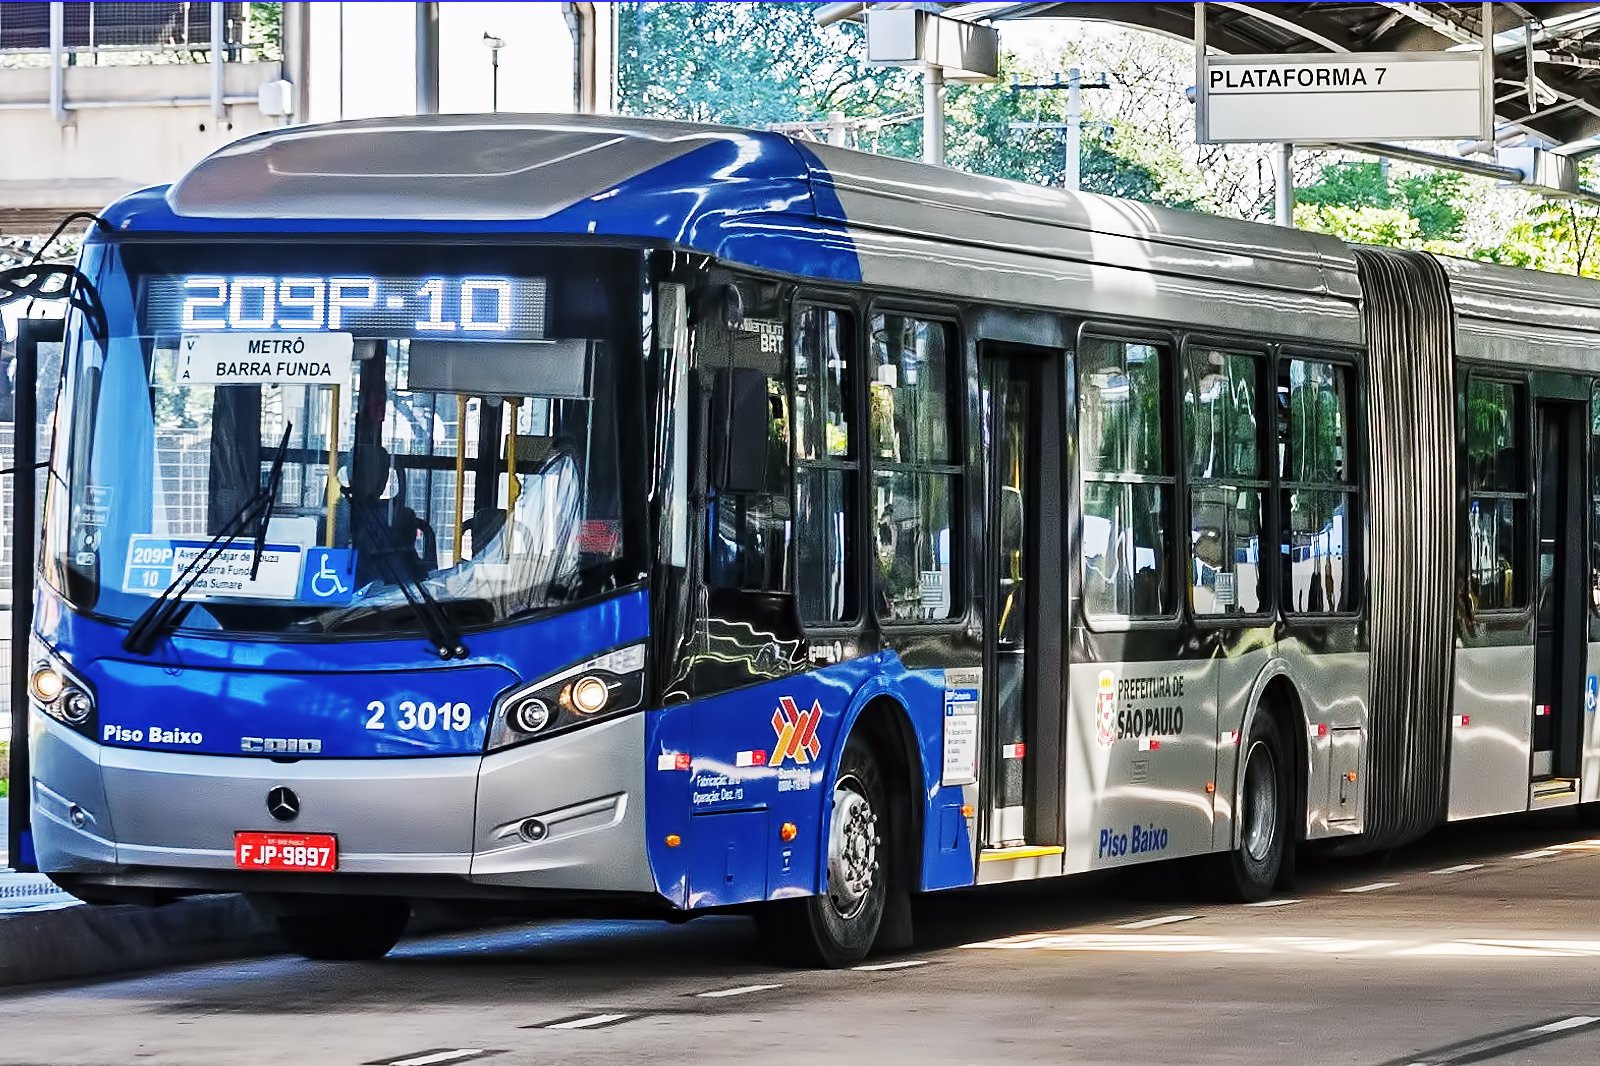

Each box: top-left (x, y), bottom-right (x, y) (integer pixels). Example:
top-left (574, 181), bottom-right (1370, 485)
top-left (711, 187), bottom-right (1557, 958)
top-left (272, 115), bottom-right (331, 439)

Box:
top-left (22, 115), bottom-right (1600, 966)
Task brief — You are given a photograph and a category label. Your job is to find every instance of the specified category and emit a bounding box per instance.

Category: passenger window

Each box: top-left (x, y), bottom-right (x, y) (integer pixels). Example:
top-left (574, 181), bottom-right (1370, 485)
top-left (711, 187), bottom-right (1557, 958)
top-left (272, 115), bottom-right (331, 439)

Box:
top-left (1465, 377), bottom-right (1527, 611)
top-left (704, 282), bottom-right (793, 593)
top-left (1080, 336), bottom-right (1174, 618)
top-left (794, 306), bottom-right (856, 624)
top-left (1184, 348), bottom-right (1266, 615)
top-left (1591, 388), bottom-right (1600, 618)
top-left (869, 314), bottom-right (960, 622)
top-left (1279, 358), bottom-right (1358, 614)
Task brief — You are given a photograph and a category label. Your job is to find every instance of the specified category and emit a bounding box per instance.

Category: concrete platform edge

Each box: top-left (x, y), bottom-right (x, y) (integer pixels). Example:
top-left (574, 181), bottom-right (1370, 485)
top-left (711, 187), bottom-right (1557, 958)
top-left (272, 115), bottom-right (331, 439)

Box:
top-left (0, 894), bottom-right (279, 989)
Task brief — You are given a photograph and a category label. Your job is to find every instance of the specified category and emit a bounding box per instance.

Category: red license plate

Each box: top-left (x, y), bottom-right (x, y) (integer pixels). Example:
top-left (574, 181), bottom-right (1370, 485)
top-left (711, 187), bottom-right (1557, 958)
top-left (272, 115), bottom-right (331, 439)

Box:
top-left (234, 831), bottom-right (338, 872)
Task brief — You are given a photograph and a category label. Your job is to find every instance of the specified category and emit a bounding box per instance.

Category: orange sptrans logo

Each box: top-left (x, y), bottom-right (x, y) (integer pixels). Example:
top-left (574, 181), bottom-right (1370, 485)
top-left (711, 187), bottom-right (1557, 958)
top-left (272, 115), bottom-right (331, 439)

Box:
top-left (771, 696), bottom-right (823, 767)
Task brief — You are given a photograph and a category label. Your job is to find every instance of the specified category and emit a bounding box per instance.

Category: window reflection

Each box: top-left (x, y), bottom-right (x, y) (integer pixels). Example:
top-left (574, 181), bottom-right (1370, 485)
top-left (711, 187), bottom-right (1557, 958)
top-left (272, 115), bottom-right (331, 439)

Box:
top-left (873, 470), bottom-right (955, 621)
top-left (1081, 337), bottom-right (1173, 620)
top-left (1081, 339), bottom-right (1165, 476)
top-left (1191, 485), bottom-right (1264, 614)
top-left (1083, 481), bottom-right (1172, 617)
top-left (1465, 378), bottom-right (1526, 611)
top-left (1279, 358), bottom-right (1357, 615)
top-left (869, 315), bottom-right (960, 623)
top-left (1185, 349), bottom-right (1265, 616)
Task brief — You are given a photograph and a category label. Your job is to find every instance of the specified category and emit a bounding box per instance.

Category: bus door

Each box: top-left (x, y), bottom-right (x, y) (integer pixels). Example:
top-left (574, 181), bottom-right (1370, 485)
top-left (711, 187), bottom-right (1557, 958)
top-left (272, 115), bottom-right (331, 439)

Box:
top-left (1532, 399), bottom-right (1586, 795)
top-left (979, 346), bottom-right (1064, 851)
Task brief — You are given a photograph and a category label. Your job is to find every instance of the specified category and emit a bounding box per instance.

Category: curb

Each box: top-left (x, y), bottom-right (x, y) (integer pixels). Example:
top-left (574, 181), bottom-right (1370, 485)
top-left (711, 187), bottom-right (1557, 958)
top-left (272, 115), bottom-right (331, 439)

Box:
top-left (0, 893), bottom-right (279, 989)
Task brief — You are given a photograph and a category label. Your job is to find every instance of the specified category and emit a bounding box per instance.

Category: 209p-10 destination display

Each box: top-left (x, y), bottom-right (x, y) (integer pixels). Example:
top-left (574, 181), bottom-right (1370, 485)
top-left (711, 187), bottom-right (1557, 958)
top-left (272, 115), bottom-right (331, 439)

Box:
top-left (145, 273), bottom-right (547, 338)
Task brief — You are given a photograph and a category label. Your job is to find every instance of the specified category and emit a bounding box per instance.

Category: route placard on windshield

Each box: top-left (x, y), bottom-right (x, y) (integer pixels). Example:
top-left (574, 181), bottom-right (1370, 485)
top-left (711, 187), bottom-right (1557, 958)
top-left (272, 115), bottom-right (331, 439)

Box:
top-left (122, 536), bottom-right (358, 605)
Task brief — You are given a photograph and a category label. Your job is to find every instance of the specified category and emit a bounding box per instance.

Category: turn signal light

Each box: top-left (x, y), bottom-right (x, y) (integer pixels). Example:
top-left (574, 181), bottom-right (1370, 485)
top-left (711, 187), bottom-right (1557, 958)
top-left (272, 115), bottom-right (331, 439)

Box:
top-left (780, 822), bottom-right (798, 842)
top-left (960, 804), bottom-right (975, 818)
top-left (665, 834), bottom-right (682, 848)
top-left (1205, 781), bottom-right (1216, 794)
top-left (1346, 771), bottom-right (1358, 782)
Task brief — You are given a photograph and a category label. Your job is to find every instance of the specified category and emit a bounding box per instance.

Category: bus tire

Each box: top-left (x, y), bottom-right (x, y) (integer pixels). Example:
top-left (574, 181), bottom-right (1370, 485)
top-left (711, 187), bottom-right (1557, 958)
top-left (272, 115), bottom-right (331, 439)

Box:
top-left (1213, 712), bottom-right (1290, 903)
top-left (757, 734), bottom-right (888, 968)
top-left (274, 899), bottom-right (410, 961)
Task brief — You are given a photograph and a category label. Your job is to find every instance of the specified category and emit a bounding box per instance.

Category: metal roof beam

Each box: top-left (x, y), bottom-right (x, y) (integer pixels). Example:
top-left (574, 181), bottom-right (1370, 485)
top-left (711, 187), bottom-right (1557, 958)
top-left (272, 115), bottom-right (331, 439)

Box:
top-left (1210, 2), bottom-right (1354, 52)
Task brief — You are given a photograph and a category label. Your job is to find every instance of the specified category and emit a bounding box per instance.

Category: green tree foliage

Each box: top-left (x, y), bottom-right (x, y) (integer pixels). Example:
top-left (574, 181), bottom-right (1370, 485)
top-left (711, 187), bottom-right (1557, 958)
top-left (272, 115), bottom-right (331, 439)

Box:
top-left (616, 2), bottom-right (915, 128)
top-left (1293, 203), bottom-right (1422, 248)
top-left (1298, 161), bottom-right (1464, 242)
top-left (617, 4), bottom-right (1194, 208)
top-left (1485, 200), bottom-right (1600, 277)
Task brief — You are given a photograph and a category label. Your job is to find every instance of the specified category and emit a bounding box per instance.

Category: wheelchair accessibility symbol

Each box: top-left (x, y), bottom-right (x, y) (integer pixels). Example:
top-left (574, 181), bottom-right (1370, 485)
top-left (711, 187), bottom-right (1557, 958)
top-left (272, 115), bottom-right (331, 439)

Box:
top-left (300, 548), bottom-right (357, 605)
top-left (312, 555), bottom-right (348, 598)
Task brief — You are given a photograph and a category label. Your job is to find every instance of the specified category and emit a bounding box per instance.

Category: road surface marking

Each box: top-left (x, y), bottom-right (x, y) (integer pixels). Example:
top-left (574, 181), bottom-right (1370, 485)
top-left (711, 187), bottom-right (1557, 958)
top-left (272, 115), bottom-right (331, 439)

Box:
top-left (1244, 898), bottom-right (1300, 907)
top-left (1117, 914), bottom-right (1197, 929)
top-left (1395, 1014), bottom-right (1600, 1065)
top-left (694, 983), bottom-right (784, 999)
top-left (1429, 863), bottom-right (1483, 875)
top-left (1342, 881), bottom-right (1399, 893)
top-left (1513, 848), bottom-right (1562, 860)
top-left (852, 959), bottom-right (929, 971)
top-left (1554, 839), bottom-right (1600, 851)
top-left (966, 934), bottom-right (1600, 958)
top-left (369, 1051), bottom-right (500, 1066)
top-left (541, 1014), bottom-right (632, 1030)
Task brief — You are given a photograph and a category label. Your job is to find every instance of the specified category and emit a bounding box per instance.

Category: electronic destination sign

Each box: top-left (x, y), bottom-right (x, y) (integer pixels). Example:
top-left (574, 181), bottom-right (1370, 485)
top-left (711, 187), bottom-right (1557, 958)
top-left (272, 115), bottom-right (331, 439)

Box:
top-left (143, 274), bottom-right (547, 340)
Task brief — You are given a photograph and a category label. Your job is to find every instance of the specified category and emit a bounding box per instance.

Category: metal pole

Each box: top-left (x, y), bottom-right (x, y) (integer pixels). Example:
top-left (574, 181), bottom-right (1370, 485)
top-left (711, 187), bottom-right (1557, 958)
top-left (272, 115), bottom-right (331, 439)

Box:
top-left (923, 64), bottom-right (945, 166)
top-left (1274, 141), bottom-right (1295, 227)
top-left (48, 2), bottom-right (65, 124)
top-left (493, 49), bottom-right (500, 113)
top-left (1066, 67), bottom-right (1082, 191)
top-left (282, 2), bottom-right (311, 121)
top-left (1193, 2), bottom-right (1208, 143)
top-left (1480, 1), bottom-right (1496, 152)
top-left (8, 319), bottom-right (46, 874)
top-left (210, 0), bottom-right (226, 118)
top-left (416, 2), bottom-right (440, 116)
top-left (827, 111), bottom-right (848, 147)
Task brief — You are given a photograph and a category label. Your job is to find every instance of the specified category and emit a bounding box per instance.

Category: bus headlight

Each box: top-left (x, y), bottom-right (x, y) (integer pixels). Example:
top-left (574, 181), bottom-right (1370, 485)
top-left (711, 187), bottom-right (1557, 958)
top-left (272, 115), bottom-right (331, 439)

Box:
top-left (29, 637), bottom-right (97, 735)
top-left (487, 644), bottom-right (647, 751)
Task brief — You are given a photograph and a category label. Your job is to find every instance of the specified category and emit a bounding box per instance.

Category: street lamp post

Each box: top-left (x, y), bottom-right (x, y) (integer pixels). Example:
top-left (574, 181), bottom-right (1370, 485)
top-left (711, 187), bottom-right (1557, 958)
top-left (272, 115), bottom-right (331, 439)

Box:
top-left (483, 33), bottom-right (505, 113)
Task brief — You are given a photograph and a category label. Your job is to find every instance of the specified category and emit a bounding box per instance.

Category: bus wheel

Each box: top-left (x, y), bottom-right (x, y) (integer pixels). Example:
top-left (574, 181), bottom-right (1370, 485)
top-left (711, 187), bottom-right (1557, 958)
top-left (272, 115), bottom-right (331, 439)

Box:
top-left (274, 899), bottom-right (410, 961)
top-left (758, 735), bottom-right (888, 968)
top-left (1214, 713), bottom-right (1289, 902)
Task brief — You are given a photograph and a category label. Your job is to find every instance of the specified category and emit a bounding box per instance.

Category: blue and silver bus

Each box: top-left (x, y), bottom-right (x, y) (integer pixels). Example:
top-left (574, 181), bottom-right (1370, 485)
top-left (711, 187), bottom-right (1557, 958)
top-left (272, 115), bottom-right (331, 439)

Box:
top-left (24, 115), bottom-right (1600, 965)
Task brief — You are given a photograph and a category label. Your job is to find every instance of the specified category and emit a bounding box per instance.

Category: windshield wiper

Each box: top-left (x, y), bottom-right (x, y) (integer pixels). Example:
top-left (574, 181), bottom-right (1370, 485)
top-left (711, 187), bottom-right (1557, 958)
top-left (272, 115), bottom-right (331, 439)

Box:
top-left (345, 488), bottom-right (468, 660)
top-left (250, 425), bottom-right (293, 580)
top-left (122, 423), bottom-right (293, 655)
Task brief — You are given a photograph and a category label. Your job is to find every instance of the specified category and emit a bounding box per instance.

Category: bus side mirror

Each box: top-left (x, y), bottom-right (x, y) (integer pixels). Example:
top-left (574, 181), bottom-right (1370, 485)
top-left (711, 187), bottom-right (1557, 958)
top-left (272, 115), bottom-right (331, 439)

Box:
top-left (711, 367), bottom-right (770, 494)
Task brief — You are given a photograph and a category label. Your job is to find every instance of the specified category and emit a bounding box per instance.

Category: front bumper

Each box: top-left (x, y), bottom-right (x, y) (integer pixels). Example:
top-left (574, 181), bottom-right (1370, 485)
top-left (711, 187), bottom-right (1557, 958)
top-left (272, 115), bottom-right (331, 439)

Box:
top-left (29, 708), bottom-right (659, 901)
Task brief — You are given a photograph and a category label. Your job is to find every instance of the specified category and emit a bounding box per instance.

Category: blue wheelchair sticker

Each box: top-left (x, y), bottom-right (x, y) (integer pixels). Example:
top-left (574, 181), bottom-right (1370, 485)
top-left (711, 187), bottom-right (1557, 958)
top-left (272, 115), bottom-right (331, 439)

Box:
top-left (1587, 675), bottom-right (1598, 715)
top-left (298, 548), bottom-right (358, 605)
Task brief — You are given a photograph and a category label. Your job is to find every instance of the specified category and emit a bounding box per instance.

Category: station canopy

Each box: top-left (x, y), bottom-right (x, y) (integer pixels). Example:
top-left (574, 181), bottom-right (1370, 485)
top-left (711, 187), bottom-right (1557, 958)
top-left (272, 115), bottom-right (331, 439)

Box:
top-left (821, 3), bottom-right (1600, 156)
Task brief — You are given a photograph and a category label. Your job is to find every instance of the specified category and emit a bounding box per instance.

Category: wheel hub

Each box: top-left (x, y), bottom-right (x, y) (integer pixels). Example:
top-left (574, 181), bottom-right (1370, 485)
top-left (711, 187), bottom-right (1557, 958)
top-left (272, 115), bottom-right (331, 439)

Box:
top-left (1242, 739), bottom-right (1279, 863)
top-left (827, 778), bottom-right (880, 918)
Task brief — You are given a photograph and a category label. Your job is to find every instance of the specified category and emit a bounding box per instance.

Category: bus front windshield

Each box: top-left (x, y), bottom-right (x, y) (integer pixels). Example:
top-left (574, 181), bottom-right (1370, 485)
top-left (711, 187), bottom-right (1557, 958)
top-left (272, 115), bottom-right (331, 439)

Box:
top-left (45, 242), bottom-right (645, 641)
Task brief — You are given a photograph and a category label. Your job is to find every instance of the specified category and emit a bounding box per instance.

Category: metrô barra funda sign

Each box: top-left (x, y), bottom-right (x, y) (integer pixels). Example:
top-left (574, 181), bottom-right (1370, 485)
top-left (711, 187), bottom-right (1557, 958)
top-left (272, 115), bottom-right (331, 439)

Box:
top-left (1198, 52), bottom-right (1487, 144)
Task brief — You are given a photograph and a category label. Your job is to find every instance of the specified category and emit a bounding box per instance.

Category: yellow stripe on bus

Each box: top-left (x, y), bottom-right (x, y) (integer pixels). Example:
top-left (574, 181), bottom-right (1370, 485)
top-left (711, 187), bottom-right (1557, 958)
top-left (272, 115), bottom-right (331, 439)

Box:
top-left (978, 846), bottom-right (1066, 863)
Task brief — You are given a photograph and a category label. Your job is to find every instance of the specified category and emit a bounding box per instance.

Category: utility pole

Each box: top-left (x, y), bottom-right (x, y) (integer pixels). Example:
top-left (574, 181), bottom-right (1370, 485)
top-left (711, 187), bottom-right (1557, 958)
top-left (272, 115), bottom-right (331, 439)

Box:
top-left (1274, 142), bottom-right (1295, 227)
top-left (1009, 68), bottom-right (1111, 191)
top-left (415, 2), bottom-right (440, 115)
top-left (924, 64), bottom-right (946, 165)
top-left (483, 33), bottom-right (505, 113)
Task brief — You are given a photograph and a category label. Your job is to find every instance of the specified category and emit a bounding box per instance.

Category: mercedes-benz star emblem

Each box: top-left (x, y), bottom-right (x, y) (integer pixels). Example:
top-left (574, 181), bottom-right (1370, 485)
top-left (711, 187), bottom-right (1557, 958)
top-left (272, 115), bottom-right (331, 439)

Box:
top-left (266, 786), bottom-right (300, 822)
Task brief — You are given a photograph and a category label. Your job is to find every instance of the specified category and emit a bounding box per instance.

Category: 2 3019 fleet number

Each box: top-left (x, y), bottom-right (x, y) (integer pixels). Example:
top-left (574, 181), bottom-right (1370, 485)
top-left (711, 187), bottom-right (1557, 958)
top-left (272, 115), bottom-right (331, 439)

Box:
top-left (364, 700), bottom-right (473, 732)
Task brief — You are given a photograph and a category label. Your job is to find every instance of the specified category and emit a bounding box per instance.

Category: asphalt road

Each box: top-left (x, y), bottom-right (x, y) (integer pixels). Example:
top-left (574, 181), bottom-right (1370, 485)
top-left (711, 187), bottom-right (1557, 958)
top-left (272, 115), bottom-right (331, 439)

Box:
top-left (7, 813), bottom-right (1600, 1066)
